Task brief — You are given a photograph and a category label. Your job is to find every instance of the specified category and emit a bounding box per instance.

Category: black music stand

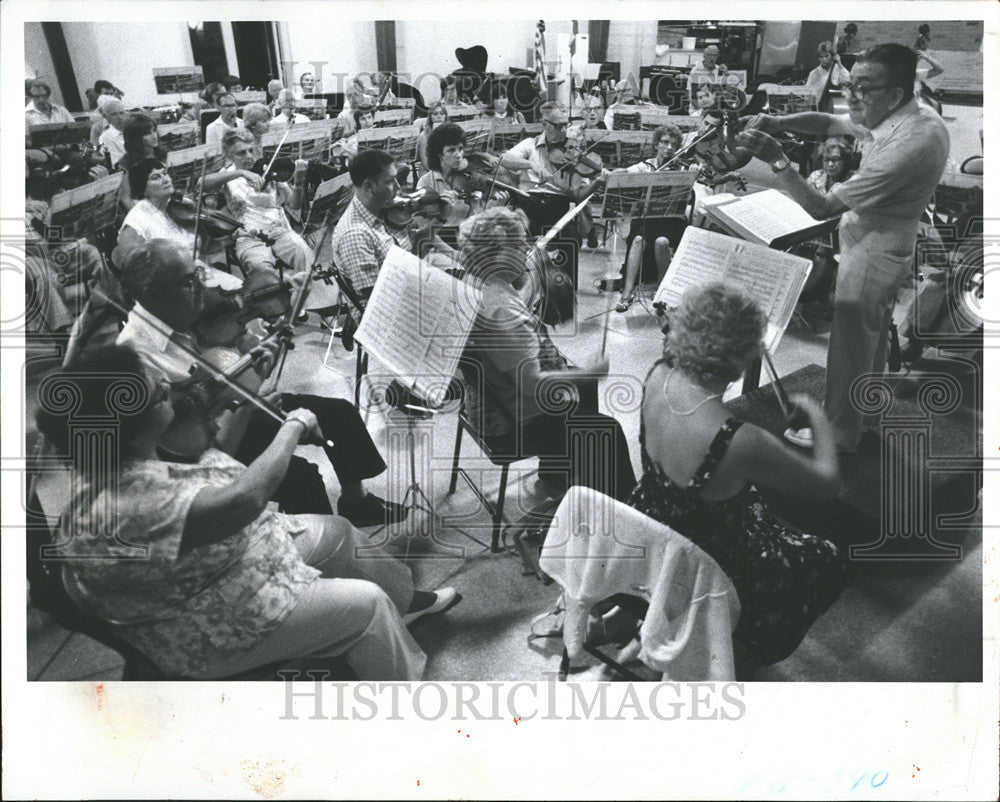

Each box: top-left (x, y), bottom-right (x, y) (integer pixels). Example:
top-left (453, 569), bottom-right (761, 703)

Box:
top-left (29, 122), bottom-right (92, 150)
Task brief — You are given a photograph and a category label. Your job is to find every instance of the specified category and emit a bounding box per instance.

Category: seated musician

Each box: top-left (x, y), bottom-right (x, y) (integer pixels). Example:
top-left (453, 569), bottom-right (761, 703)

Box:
top-left (416, 102), bottom-right (449, 171)
top-left (333, 106), bottom-right (376, 165)
top-left (546, 123), bottom-right (603, 250)
top-left (204, 91), bottom-right (245, 147)
top-left (182, 81), bottom-right (225, 123)
top-left (266, 79), bottom-right (284, 114)
top-left (240, 102), bottom-right (273, 162)
top-left (274, 89), bottom-right (312, 128)
top-left (25, 80), bottom-right (75, 127)
top-left (689, 81), bottom-right (718, 118)
top-left (481, 86), bottom-right (525, 125)
top-left (203, 129), bottom-right (314, 276)
top-left (498, 101), bottom-right (583, 285)
top-left (626, 282), bottom-right (847, 668)
top-left (807, 137), bottom-right (855, 193)
top-left (97, 98), bottom-right (128, 168)
top-left (337, 79), bottom-right (368, 135)
top-left (459, 207), bottom-right (637, 501)
top-left (331, 149), bottom-right (418, 299)
top-left (115, 158), bottom-right (232, 285)
top-left (688, 44), bottom-right (728, 91)
top-left (88, 83), bottom-right (119, 147)
top-left (612, 123), bottom-right (690, 312)
top-left (115, 238), bottom-right (411, 529)
top-left (24, 191), bottom-right (102, 327)
top-left (116, 113), bottom-right (167, 213)
top-left (38, 344), bottom-right (456, 680)
top-left (579, 92), bottom-right (607, 131)
top-left (603, 79), bottom-right (640, 130)
top-left (415, 122), bottom-right (479, 229)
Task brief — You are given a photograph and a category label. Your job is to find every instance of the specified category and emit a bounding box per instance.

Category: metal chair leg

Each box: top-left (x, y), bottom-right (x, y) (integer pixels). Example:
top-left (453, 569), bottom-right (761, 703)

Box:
top-left (448, 416), bottom-right (464, 494)
top-left (492, 466), bottom-right (509, 553)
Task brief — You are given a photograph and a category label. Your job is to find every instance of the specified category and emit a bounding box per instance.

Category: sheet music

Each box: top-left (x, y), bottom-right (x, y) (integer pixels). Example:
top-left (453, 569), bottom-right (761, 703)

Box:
top-left (355, 246), bottom-right (481, 406)
top-left (654, 227), bottom-right (811, 351)
top-left (702, 189), bottom-right (822, 245)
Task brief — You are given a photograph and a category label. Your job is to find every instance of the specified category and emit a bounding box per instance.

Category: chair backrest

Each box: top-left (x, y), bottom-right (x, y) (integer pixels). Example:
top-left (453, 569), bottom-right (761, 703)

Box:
top-left (325, 262), bottom-right (366, 322)
top-left (539, 485), bottom-right (740, 681)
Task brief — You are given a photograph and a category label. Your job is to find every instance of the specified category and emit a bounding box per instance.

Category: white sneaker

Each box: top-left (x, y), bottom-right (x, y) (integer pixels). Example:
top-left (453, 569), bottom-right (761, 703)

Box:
top-left (783, 427), bottom-right (814, 448)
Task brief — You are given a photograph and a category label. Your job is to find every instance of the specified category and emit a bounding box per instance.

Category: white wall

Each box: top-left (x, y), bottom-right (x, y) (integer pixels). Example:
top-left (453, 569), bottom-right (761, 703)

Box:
top-left (282, 20), bottom-right (376, 94)
top-left (606, 20), bottom-right (658, 91)
top-left (25, 23), bottom-right (65, 106)
top-left (60, 22), bottom-right (194, 108)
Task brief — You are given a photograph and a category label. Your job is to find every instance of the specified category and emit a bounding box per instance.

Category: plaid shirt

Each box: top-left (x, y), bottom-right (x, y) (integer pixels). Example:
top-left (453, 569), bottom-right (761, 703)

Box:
top-left (331, 195), bottom-right (410, 295)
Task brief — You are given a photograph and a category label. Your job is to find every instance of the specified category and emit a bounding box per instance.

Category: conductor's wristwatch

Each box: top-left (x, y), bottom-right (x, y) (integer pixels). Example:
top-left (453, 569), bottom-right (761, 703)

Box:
top-left (771, 156), bottom-right (790, 173)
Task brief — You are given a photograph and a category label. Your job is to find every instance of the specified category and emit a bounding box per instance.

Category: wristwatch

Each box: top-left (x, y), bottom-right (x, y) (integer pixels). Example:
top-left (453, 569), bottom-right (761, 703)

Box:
top-left (771, 156), bottom-right (790, 173)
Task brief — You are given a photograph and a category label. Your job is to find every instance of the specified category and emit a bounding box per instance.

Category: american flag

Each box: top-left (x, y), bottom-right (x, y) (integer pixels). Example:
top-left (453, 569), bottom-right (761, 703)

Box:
top-left (534, 20), bottom-right (547, 96)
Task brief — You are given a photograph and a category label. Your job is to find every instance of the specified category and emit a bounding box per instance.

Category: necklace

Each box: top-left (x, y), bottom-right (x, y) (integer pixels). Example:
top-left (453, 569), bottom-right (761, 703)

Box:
top-left (662, 366), bottom-right (722, 416)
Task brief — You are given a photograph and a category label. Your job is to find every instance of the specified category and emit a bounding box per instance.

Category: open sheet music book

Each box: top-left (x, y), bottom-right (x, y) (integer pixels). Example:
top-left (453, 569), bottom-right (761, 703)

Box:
top-left (653, 227), bottom-right (812, 351)
top-left (701, 188), bottom-right (839, 249)
top-left (355, 246), bottom-right (482, 407)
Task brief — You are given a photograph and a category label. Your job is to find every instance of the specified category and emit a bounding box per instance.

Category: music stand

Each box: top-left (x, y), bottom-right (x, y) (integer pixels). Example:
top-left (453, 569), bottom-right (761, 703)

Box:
top-left (28, 122), bottom-right (92, 150)
top-left (165, 143), bottom-right (224, 195)
top-left (594, 170), bottom-right (698, 315)
top-left (49, 173), bottom-right (124, 241)
top-left (488, 122), bottom-right (542, 154)
top-left (158, 121), bottom-right (201, 154)
top-left (374, 108), bottom-right (412, 128)
top-left (303, 173), bottom-right (354, 235)
top-left (584, 130), bottom-right (653, 169)
top-left (356, 125), bottom-right (420, 163)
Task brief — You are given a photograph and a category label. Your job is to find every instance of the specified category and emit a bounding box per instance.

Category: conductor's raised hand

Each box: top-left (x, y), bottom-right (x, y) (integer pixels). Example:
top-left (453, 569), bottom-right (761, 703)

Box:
top-left (735, 128), bottom-right (785, 164)
top-left (741, 114), bottom-right (783, 136)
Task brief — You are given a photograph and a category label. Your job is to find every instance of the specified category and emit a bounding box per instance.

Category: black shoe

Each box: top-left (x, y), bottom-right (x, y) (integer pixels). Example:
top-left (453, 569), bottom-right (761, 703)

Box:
top-left (342, 319), bottom-right (356, 352)
top-left (586, 229), bottom-right (599, 249)
top-left (595, 277), bottom-right (623, 293)
top-left (337, 494), bottom-right (409, 527)
top-left (296, 311), bottom-right (310, 324)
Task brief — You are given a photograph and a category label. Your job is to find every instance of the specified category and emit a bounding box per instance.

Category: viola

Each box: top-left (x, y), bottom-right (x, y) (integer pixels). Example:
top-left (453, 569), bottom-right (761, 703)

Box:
top-left (166, 192), bottom-right (243, 239)
top-left (194, 269), bottom-right (293, 347)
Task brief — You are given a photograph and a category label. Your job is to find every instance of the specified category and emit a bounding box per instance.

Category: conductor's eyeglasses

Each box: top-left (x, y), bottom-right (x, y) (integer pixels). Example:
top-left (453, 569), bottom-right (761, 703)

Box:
top-left (840, 82), bottom-right (891, 99)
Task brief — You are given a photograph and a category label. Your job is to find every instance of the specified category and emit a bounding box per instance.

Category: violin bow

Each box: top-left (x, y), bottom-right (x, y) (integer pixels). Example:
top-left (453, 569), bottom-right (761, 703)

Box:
top-left (760, 348), bottom-right (792, 423)
top-left (261, 125), bottom-right (293, 183)
top-left (263, 207), bottom-right (336, 392)
top-left (191, 150), bottom-right (211, 265)
top-left (91, 288), bottom-right (335, 448)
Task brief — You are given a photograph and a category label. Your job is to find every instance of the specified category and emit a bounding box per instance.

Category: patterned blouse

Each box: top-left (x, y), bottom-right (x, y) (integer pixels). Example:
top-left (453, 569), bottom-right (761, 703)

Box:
top-left (59, 449), bottom-right (320, 678)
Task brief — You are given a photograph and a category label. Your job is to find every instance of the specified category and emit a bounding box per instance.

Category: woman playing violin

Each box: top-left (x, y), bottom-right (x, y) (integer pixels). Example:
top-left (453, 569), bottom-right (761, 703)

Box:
top-left (611, 123), bottom-right (691, 312)
top-left (114, 159), bottom-right (239, 290)
top-left (415, 122), bottom-right (488, 230)
top-left (201, 128), bottom-right (313, 276)
top-left (241, 102), bottom-right (273, 162)
top-left (416, 101), bottom-right (449, 172)
top-left (116, 113), bottom-right (166, 214)
top-left (39, 343), bottom-right (442, 680)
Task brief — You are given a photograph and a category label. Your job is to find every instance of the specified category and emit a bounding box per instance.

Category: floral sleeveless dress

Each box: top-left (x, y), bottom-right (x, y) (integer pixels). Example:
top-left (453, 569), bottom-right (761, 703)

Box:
top-left (627, 365), bottom-right (849, 665)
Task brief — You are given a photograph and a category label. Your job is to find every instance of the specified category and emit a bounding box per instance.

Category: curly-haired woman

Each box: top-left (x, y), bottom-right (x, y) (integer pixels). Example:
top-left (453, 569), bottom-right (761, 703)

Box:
top-left (628, 282), bottom-right (848, 666)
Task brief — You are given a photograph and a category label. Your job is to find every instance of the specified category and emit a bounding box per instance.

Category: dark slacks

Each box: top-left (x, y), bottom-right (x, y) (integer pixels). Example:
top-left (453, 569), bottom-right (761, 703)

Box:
top-left (236, 394), bottom-right (386, 515)
top-left (521, 410), bottom-right (637, 503)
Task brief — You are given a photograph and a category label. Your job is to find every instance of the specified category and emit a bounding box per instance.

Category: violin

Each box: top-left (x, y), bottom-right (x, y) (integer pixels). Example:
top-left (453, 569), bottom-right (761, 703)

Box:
top-left (194, 269), bottom-right (293, 347)
top-left (166, 192), bottom-right (244, 239)
top-left (158, 330), bottom-right (283, 462)
top-left (381, 187), bottom-right (451, 238)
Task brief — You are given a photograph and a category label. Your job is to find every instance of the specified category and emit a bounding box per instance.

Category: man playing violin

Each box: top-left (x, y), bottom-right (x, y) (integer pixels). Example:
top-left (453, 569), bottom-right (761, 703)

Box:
top-left (499, 101), bottom-right (584, 287)
top-left (204, 91), bottom-right (245, 148)
top-left (202, 129), bottom-right (314, 277)
top-left (579, 93), bottom-right (607, 131)
top-left (331, 149), bottom-right (419, 298)
top-left (115, 238), bottom-right (410, 528)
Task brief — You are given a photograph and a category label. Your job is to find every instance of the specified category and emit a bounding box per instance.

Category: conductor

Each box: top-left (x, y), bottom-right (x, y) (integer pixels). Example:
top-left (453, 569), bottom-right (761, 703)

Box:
top-left (736, 44), bottom-right (949, 453)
